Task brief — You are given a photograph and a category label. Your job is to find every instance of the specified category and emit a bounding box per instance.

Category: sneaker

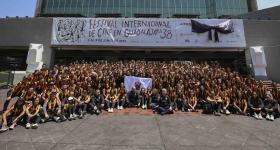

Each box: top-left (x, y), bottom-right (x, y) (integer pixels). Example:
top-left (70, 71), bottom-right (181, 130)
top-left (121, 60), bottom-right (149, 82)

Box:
top-left (111, 108), bottom-right (114, 113)
top-left (225, 110), bottom-right (230, 115)
top-left (117, 105), bottom-right (120, 110)
top-left (78, 114), bottom-right (83, 119)
top-left (270, 115), bottom-right (275, 121)
top-left (214, 112), bottom-right (221, 116)
top-left (69, 114), bottom-right (73, 121)
top-left (72, 114), bottom-right (77, 120)
top-left (258, 113), bottom-right (263, 120)
top-left (32, 124), bottom-right (38, 129)
top-left (120, 106), bottom-right (123, 110)
top-left (54, 116), bottom-right (60, 122)
top-left (60, 116), bottom-right (67, 122)
top-left (0, 125), bottom-right (9, 132)
top-left (96, 110), bottom-right (100, 115)
top-left (26, 123), bottom-right (31, 129)
top-left (73, 113), bottom-right (77, 118)
top-left (9, 123), bottom-right (16, 130)
top-left (266, 114), bottom-right (270, 120)
top-left (254, 112), bottom-right (258, 119)
top-left (108, 108), bottom-right (111, 112)
top-left (41, 118), bottom-right (46, 123)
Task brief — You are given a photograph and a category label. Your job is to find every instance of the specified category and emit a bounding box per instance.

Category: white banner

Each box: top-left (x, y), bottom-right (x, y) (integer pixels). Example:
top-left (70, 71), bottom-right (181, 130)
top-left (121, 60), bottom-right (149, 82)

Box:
top-left (124, 76), bottom-right (152, 92)
top-left (52, 18), bottom-right (246, 48)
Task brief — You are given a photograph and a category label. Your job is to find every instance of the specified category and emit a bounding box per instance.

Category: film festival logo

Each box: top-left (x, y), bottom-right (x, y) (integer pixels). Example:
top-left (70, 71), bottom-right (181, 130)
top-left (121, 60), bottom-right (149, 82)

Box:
top-left (56, 19), bottom-right (87, 43)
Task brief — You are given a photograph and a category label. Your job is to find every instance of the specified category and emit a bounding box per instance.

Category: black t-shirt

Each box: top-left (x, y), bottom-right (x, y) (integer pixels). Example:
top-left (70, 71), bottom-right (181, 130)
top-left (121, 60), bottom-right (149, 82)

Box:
top-left (248, 97), bottom-right (263, 108)
top-left (128, 91), bottom-right (138, 104)
top-left (159, 95), bottom-right (170, 108)
top-left (264, 99), bottom-right (277, 109)
top-left (151, 93), bottom-right (159, 104)
top-left (92, 94), bottom-right (104, 104)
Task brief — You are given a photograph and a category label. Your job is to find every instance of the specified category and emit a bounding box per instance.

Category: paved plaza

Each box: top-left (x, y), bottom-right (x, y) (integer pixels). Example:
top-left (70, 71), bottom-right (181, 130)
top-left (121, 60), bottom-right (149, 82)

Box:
top-left (0, 89), bottom-right (280, 150)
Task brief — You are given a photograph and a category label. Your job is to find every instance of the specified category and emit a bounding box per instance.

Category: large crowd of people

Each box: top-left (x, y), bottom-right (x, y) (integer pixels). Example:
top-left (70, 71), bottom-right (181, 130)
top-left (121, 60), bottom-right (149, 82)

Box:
top-left (1, 60), bottom-right (280, 132)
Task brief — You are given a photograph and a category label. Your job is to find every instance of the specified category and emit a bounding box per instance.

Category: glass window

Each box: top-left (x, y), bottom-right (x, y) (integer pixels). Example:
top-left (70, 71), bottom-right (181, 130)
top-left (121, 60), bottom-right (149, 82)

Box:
top-left (39, 0), bottom-right (249, 18)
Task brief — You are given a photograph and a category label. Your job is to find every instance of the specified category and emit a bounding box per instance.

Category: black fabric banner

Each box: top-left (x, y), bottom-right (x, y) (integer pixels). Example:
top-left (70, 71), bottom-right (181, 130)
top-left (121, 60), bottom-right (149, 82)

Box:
top-left (191, 20), bottom-right (234, 42)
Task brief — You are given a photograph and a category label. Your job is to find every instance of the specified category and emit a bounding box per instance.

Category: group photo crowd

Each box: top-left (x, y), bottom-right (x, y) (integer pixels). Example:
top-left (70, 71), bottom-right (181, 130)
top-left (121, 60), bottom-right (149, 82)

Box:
top-left (1, 60), bottom-right (280, 132)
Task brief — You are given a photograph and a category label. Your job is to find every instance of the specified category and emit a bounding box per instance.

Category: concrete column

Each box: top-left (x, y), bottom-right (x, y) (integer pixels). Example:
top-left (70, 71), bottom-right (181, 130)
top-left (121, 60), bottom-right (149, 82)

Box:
top-left (248, 0), bottom-right (258, 11)
top-left (42, 46), bottom-right (55, 68)
top-left (35, 0), bottom-right (43, 17)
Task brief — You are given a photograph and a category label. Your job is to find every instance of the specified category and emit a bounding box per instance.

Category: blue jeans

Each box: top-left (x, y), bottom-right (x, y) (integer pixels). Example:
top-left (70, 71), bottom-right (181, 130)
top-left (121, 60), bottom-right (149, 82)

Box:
top-left (157, 106), bottom-right (172, 115)
top-left (150, 103), bottom-right (158, 111)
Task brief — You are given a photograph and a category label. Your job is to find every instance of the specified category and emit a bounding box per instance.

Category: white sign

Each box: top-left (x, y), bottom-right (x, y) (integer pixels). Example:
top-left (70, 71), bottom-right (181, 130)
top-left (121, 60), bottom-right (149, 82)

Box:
top-left (52, 18), bottom-right (246, 48)
top-left (124, 76), bottom-right (153, 92)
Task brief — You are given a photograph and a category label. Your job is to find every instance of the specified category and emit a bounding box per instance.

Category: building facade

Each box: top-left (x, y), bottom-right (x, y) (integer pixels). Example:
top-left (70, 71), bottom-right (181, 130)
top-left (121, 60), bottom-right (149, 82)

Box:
top-left (2, 0), bottom-right (280, 83)
top-left (35, 0), bottom-right (257, 18)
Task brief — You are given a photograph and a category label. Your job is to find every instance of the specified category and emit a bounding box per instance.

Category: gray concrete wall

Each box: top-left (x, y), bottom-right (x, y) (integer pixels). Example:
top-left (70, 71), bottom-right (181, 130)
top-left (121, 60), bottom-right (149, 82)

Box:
top-left (244, 20), bottom-right (280, 82)
top-left (0, 18), bottom-right (54, 67)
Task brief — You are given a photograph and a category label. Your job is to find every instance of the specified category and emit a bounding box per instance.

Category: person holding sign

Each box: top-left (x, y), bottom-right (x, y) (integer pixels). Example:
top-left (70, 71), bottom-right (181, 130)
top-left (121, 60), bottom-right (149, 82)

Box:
top-left (128, 87), bottom-right (140, 107)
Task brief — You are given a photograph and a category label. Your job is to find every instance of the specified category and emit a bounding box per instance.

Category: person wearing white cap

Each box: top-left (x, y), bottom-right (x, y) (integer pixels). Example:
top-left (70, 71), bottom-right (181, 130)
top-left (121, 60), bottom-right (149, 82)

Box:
top-left (65, 91), bottom-right (78, 120)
